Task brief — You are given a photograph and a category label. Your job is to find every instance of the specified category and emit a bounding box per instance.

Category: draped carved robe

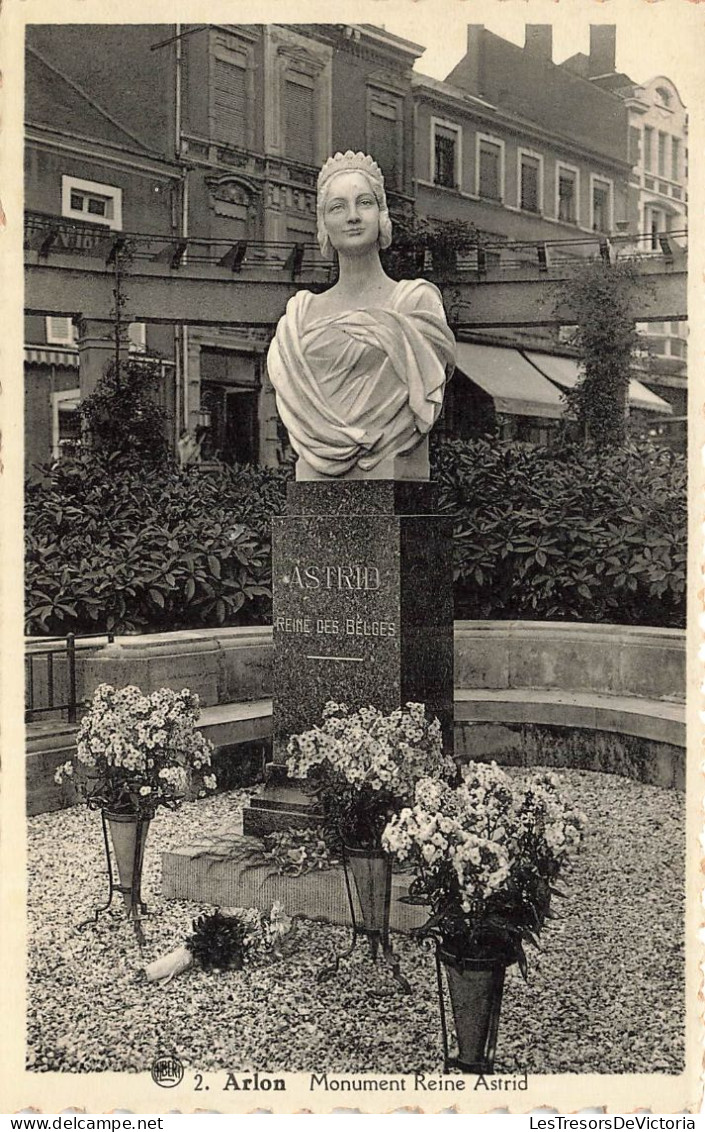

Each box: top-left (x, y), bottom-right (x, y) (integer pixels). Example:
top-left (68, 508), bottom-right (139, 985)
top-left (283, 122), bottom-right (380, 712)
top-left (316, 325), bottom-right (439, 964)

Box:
top-left (267, 279), bottom-right (456, 478)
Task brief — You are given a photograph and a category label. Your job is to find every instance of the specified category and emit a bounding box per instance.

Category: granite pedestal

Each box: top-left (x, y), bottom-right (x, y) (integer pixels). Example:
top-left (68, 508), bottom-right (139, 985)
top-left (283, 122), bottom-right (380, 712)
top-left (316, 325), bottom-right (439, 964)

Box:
top-left (243, 480), bottom-right (454, 837)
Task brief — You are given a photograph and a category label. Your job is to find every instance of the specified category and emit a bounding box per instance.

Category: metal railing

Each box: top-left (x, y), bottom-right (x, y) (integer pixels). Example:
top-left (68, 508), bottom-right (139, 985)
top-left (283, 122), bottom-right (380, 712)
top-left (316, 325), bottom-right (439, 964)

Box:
top-left (24, 210), bottom-right (687, 279)
top-left (25, 632), bottom-right (114, 724)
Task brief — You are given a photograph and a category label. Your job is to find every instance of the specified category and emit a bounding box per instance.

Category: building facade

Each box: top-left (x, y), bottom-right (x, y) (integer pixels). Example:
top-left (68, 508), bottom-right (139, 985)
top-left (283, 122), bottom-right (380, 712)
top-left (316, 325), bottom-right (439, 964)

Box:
top-left (24, 22), bottom-right (684, 473)
top-left (561, 28), bottom-right (688, 422)
top-left (24, 23), bottom-right (423, 476)
top-left (414, 25), bottom-right (633, 247)
top-left (174, 23), bottom-right (420, 467)
top-left (411, 24), bottom-right (672, 443)
top-left (24, 27), bottom-right (182, 475)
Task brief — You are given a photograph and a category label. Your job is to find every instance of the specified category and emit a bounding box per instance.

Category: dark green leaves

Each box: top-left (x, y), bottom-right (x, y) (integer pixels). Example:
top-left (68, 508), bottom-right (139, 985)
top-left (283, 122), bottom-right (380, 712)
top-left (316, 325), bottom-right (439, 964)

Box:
top-left (25, 453), bottom-right (290, 635)
top-left (431, 437), bottom-right (685, 629)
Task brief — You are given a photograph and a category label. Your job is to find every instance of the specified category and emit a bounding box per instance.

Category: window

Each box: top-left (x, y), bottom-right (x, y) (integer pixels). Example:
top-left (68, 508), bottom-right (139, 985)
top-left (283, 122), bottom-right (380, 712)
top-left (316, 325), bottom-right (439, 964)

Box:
top-left (628, 127), bottom-right (641, 166)
top-left (45, 317), bottom-right (75, 347)
top-left (671, 137), bottom-right (680, 182)
top-left (285, 73), bottom-right (316, 165)
top-left (128, 323), bottom-right (147, 353)
top-left (61, 176), bottom-right (122, 230)
top-left (591, 176), bottom-right (612, 233)
top-left (645, 206), bottom-right (672, 250)
top-left (213, 49), bottom-right (248, 147)
top-left (477, 136), bottom-right (503, 202)
top-left (432, 120), bottom-right (460, 189)
top-left (367, 92), bottom-right (402, 190)
top-left (643, 126), bottom-right (653, 172)
top-left (52, 390), bottom-right (81, 460)
top-left (519, 151), bottom-right (542, 213)
top-left (264, 27), bottom-right (332, 167)
top-left (655, 86), bottom-right (672, 109)
top-left (557, 165), bottom-right (578, 224)
top-left (657, 132), bottom-right (667, 177)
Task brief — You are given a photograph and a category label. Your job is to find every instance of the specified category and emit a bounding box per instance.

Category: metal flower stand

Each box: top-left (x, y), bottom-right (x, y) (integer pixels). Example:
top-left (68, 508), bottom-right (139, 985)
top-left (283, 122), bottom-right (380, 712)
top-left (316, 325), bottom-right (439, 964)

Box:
top-left (78, 811), bottom-right (151, 947)
top-left (318, 844), bottom-right (411, 995)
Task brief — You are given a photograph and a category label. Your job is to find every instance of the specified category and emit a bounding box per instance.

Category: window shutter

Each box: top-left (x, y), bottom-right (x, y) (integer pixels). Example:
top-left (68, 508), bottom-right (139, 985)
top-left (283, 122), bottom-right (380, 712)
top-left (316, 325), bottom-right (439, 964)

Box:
top-left (558, 173), bottom-right (576, 223)
top-left (214, 57), bottom-right (247, 146)
top-left (593, 184), bottom-right (609, 232)
top-left (479, 143), bottom-right (500, 200)
top-left (520, 157), bottom-right (540, 212)
top-left (434, 126), bottom-right (457, 187)
top-left (368, 101), bottom-right (399, 189)
top-left (286, 78), bottom-right (315, 165)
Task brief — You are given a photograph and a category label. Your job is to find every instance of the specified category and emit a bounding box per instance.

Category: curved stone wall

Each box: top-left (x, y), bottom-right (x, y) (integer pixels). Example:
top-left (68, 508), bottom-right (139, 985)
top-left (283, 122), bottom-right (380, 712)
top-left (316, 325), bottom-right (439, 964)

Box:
top-left (27, 621), bottom-right (686, 813)
top-left (454, 621), bottom-right (685, 703)
top-left (43, 619), bottom-right (683, 708)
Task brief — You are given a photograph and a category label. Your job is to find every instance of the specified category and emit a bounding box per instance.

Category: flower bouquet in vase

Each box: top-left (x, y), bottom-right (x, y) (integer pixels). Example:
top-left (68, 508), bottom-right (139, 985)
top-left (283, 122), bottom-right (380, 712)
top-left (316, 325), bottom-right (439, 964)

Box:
top-left (286, 700), bottom-right (455, 988)
top-left (56, 683), bottom-right (217, 938)
top-left (382, 762), bottom-right (587, 1072)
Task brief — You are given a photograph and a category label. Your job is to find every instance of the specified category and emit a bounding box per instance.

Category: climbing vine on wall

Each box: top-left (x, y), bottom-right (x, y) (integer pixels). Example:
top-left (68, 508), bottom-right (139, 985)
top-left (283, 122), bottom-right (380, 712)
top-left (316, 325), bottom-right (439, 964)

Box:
top-left (559, 259), bottom-right (642, 449)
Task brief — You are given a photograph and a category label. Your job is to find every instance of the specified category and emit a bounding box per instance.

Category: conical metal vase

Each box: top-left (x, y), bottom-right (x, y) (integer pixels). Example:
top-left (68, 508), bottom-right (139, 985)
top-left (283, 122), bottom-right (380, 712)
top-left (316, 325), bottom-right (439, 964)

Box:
top-left (436, 949), bottom-right (506, 1074)
top-left (104, 811), bottom-right (151, 914)
top-left (344, 844), bottom-right (392, 956)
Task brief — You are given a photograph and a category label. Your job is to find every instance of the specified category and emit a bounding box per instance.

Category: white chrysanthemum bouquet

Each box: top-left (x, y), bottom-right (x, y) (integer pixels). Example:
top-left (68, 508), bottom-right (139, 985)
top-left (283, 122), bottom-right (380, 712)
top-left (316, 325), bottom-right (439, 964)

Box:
top-left (55, 683), bottom-right (216, 815)
top-left (382, 761), bottom-right (587, 974)
top-left (286, 700), bottom-right (456, 849)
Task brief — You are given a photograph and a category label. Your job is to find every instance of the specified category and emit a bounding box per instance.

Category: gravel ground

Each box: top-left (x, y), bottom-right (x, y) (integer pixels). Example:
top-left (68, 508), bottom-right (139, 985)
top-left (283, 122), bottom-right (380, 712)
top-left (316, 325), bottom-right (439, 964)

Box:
top-left (26, 769), bottom-right (685, 1076)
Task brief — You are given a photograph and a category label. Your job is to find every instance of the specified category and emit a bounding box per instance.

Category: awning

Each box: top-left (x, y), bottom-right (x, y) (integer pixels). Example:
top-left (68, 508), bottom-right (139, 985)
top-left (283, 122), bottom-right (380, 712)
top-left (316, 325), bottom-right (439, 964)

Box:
top-left (524, 351), bottom-right (672, 415)
top-left (25, 346), bottom-right (79, 368)
top-left (455, 343), bottom-right (566, 420)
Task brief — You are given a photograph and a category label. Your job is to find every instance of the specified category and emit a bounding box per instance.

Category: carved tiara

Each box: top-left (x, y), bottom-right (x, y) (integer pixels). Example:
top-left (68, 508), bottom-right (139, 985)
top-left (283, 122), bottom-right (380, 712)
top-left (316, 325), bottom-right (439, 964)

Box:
top-left (317, 151), bottom-right (385, 196)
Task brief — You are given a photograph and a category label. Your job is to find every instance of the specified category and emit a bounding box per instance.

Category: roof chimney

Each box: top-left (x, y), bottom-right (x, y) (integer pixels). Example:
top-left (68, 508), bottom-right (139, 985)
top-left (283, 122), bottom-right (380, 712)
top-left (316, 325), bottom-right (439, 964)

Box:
top-left (588, 25), bottom-right (616, 77)
top-left (465, 25), bottom-right (485, 95)
top-left (525, 25), bottom-right (553, 61)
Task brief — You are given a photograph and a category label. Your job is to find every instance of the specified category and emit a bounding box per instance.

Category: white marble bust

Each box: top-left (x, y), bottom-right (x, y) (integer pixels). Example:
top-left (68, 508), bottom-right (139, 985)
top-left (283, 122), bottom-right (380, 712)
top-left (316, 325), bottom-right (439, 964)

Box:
top-left (267, 151), bottom-right (456, 481)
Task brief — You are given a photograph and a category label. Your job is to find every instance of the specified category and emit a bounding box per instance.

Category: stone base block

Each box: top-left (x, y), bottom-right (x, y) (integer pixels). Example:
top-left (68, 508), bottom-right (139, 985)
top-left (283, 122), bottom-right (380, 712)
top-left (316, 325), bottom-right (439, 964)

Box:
top-left (161, 835), bottom-right (426, 932)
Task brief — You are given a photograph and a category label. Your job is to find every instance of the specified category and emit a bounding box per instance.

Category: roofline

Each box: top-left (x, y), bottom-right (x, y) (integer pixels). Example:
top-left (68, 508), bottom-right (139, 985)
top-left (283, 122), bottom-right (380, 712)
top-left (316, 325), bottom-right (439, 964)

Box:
top-left (412, 73), bottom-right (633, 175)
top-left (26, 45), bottom-right (160, 156)
top-left (358, 23), bottom-right (426, 59)
top-left (412, 72), bottom-right (497, 111)
top-left (641, 75), bottom-right (688, 108)
top-left (305, 22), bottom-right (425, 62)
top-left (25, 124), bottom-right (183, 179)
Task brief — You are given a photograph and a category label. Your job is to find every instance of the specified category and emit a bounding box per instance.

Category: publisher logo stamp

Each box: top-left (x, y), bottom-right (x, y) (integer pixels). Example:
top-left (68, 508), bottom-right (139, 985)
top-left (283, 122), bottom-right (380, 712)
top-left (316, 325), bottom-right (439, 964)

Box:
top-left (151, 1054), bottom-right (184, 1088)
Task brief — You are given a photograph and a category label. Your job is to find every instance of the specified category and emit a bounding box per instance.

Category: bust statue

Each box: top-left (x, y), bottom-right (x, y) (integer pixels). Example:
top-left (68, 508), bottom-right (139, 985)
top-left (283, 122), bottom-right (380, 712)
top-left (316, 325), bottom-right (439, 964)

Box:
top-left (267, 151), bottom-right (456, 481)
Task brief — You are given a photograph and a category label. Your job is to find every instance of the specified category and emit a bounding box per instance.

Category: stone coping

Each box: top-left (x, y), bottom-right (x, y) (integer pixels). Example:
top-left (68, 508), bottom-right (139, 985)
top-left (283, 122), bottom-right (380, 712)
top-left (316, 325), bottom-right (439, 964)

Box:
top-left (27, 690), bottom-right (685, 753)
top-left (25, 621), bottom-right (686, 710)
top-left (27, 621), bottom-right (683, 649)
top-left (456, 620), bottom-right (684, 640)
top-left (456, 689), bottom-right (685, 747)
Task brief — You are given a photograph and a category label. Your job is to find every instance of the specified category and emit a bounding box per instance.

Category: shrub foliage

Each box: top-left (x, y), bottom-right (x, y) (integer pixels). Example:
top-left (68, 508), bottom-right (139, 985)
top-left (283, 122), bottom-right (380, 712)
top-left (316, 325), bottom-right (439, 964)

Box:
top-left (25, 454), bottom-right (290, 635)
top-left (26, 438), bottom-right (685, 635)
top-left (80, 356), bottom-right (171, 468)
top-left (433, 438), bottom-right (686, 628)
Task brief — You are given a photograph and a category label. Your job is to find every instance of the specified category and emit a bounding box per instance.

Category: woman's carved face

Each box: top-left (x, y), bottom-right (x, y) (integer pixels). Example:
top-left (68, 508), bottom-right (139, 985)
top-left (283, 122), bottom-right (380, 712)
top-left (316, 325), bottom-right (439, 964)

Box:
top-left (322, 171), bottom-right (381, 256)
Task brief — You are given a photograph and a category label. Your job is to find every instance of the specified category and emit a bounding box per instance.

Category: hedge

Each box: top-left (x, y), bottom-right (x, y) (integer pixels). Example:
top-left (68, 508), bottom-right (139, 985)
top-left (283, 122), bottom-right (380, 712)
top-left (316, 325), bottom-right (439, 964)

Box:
top-left (25, 439), bottom-right (686, 635)
top-left (25, 454), bottom-right (290, 635)
top-left (433, 438), bottom-right (686, 628)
